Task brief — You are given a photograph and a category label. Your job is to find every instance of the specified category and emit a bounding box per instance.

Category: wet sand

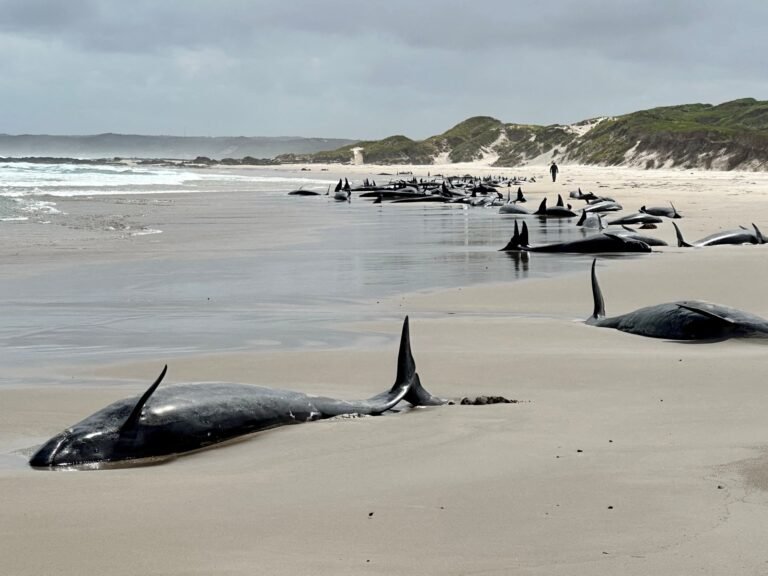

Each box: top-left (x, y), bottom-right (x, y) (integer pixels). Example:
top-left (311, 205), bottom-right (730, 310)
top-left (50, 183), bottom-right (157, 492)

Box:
top-left (2, 163), bottom-right (768, 575)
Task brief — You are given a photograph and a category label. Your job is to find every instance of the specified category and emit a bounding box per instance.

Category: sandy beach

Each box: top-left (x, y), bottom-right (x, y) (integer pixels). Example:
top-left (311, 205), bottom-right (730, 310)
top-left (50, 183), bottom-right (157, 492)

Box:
top-left (2, 162), bottom-right (768, 575)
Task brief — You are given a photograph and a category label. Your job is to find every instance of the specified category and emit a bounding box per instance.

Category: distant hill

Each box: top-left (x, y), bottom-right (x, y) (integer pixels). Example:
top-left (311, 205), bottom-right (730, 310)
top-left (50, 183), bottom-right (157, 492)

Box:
top-left (0, 134), bottom-right (358, 160)
top-left (279, 98), bottom-right (768, 171)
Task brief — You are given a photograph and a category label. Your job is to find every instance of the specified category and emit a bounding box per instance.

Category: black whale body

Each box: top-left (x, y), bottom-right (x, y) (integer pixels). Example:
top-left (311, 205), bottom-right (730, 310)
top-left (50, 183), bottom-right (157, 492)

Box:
top-left (673, 222), bottom-right (765, 247)
top-left (534, 197), bottom-right (577, 218)
top-left (586, 260), bottom-right (768, 340)
top-left (30, 317), bottom-right (445, 470)
top-left (499, 221), bottom-right (651, 254)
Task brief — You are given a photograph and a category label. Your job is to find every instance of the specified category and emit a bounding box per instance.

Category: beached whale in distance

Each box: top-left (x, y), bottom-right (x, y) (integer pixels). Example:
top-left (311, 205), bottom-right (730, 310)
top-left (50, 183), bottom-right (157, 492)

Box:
top-left (672, 222), bottom-right (765, 247)
top-left (30, 317), bottom-right (446, 470)
top-left (611, 225), bottom-right (668, 246)
top-left (586, 259), bottom-right (768, 340)
top-left (289, 190), bottom-right (320, 196)
top-left (499, 221), bottom-right (651, 253)
top-left (607, 212), bottom-right (664, 226)
top-left (582, 200), bottom-right (623, 213)
top-left (640, 202), bottom-right (681, 219)
top-left (534, 197), bottom-right (577, 218)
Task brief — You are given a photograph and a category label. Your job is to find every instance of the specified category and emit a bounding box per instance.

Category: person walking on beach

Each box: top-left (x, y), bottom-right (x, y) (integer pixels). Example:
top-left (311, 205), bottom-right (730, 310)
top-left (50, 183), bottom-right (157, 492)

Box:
top-left (550, 161), bottom-right (559, 183)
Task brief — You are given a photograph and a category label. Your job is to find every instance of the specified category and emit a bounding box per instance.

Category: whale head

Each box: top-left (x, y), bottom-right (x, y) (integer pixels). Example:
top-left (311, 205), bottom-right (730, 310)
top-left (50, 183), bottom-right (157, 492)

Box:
top-left (29, 423), bottom-right (126, 469)
top-left (30, 366), bottom-right (168, 470)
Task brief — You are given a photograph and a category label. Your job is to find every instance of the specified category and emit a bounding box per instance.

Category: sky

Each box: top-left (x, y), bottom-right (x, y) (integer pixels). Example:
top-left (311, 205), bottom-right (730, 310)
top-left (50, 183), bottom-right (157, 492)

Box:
top-left (1, 0), bottom-right (766, 139)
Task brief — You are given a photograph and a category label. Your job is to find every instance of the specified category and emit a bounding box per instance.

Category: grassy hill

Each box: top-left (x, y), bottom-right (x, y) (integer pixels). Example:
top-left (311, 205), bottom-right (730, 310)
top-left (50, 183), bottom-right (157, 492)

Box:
top-left (286, 98), bottom-right (768, 171)
top-left (564, 98), bottom-right (768, 169)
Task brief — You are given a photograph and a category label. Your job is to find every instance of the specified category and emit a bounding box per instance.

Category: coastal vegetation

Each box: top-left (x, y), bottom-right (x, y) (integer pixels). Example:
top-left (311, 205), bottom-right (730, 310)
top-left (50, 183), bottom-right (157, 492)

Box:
top-left (4, 99), bottom-right (767, 171)
top-left (289, 98), bottom-right (768, 171)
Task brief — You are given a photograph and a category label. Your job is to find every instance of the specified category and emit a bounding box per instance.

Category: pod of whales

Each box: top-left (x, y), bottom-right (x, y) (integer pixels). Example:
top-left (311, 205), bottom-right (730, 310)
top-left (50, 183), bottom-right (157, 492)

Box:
top-left (30, 317), bottom-right (446, 470)
top-left (586, 259), bottom-right (768, 340)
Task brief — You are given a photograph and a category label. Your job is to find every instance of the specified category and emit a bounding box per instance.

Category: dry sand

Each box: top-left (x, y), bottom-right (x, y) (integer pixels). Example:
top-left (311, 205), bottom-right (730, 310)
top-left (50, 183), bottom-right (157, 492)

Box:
top-left (2, 163), bottom-right (768, 575)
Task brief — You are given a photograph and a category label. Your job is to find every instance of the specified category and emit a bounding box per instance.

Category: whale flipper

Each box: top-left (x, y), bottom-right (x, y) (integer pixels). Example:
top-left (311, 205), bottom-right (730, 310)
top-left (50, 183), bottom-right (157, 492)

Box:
top-left (676, 304), bottom-right (738, 325)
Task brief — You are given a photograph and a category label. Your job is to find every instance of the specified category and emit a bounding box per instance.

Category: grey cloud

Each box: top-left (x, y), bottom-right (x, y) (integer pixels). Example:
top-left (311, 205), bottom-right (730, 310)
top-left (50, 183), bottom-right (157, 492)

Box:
top-left (0, 0), bottom-right (766, 138)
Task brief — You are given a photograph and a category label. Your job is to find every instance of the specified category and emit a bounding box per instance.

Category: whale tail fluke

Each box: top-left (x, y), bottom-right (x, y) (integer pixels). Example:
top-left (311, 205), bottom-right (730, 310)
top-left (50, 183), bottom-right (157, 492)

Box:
top-left (587, 259), bottom-right (606, 323)
top-left (672, 222), bottom-right (693, 248)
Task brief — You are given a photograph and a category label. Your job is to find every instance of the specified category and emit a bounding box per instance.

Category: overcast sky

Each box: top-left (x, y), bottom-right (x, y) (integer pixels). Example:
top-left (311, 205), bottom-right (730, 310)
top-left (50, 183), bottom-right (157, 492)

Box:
top-left (1, 0), bottom-right (766, 139)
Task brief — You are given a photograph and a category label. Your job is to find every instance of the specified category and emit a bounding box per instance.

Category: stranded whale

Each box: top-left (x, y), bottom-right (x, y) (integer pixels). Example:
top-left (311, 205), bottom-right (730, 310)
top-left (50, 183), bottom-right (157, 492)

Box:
top-left (30, 317), bottom-right (446, 470)
top-left (640, 202), bottom-right (682, 219)
top-left (586, 259), bottom-right (768, 340)
top-left (534, 197), bottom-right (577, 218)
top-left (672, 222), bottom-right (765, 247)
top-left (499, 221), bottom-right (651, 254)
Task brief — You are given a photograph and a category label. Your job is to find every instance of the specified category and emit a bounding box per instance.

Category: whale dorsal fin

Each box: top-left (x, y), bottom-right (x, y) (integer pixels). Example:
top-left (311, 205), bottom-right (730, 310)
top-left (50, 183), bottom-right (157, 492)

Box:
top-left (521, 221), bottom-right (530, 246)
top-left (556, 194), bottom-right (564, 207)
top-left (589, 259), bottom-right (606, 321)
top-left (672, 222), bottom-right (693, 248)
top-left (120, 365), bottom-right (168, 433)
top-left (752, 223), bottom-right (765, 244)
top-left (577, 210), bottom-right (586, 226)
top-left (535, 197), bottom-right (547, 214)
top-left (499, 220), bottom-right (520, 251)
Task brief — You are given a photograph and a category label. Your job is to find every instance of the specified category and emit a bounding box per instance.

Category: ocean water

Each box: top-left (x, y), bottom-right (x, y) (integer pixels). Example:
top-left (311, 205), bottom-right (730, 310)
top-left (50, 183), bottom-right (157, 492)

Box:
top-left (0, 162), bottom-right (639, 380)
